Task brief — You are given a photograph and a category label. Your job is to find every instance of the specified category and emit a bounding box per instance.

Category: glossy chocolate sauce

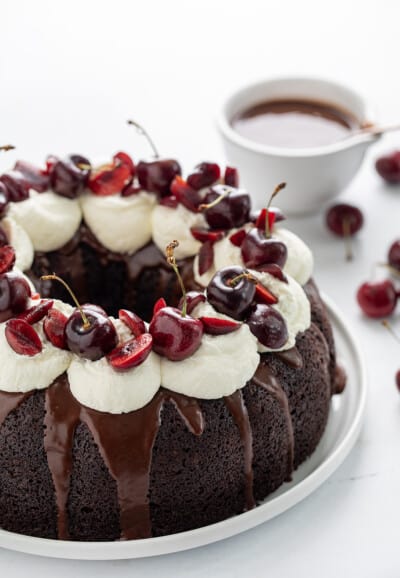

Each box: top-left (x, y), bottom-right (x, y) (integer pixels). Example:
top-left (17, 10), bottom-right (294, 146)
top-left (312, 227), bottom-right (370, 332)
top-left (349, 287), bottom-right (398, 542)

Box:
top-left (232, 99), bottom-right (360, 149)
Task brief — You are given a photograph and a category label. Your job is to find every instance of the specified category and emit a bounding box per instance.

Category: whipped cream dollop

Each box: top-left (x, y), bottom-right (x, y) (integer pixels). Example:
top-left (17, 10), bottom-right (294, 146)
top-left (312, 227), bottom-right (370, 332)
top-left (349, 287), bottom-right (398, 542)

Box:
top-left (0, 299), bottom-right (73, 393)
top-left (68, 318), bottom-right (161, 413)
top-left (152, 204), bottom-right (207, 260)
top-left (251, 270), bottom-right (311, 353)
top-left (1, 216), bottom-right (34, 271)
top-left (161, 301), bottom-right (259, 399)
top-left (193, 225), bottom-right (313, 287)
top-left (80, 191), bottom-right (156, 255)
top-left (8, 191), bottom-right (82, 252)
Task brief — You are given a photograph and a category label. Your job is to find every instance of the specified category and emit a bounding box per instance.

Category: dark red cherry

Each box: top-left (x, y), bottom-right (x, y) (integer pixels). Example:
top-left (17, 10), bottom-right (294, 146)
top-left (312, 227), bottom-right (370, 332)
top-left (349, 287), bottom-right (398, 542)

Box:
top-left (198, 240), bottom-right (215, 275)
top-left (118, 309), bottom-right (146, 337)
top-left (229, 229), bottom-right (247, 247)
top-left (107, 333), bottom-right (153, 371)
top-left (326, 203), bottom-right (364, 236)
top-left (388, 240), bottom-right (400, 271)
top-left (190, 227), bottom-right (225, 243)
top-left (0, 183), bottom-right (9, 216)
top-left (0, 245), bottom-right (15, 274)
top-left (375, 151), bottom-right (400, 184)
top-left (14, 160), bottom-right (49, 192)
top-left (0, 171), bottom-right (30, 202)
top-left (247, 304), bottom-right (288, 349)
top-left (396, 370), bottom-right (400, 393)
top-left (178, 291), bottom-right (206, 314)
top-left (356, 280), bottom-right (397, 318)
top-left (203, 186), bottom-right (250, 229)
top-left (0, 225), bottom-right (8, 246)
top-left (18, 299), bottom-right (53, 324)
top-left (48, 154), bottom-right (91, 199)
top-left (207, 266), bottom-right (256, 320)
top-left (200, 316), bottom-right (241, 335)
top-left (224, 166), bottom-right (239, 187)
top-left (89, 158), bottom-right (133, 196)
top-left (137, 159), bottom-right (181, 196)
top-left (241, 228), bottom-right (287, 269)
top-left (255, 207), bottom-right (286, 230)
top-left (187, 162), bottom-right (220, 190)
top-left (149, 306), bottom-right (203, 361)
top-left (43, 308), bottom-right (68, 349)
top-left (5, 318), bottom-right (42, 356)
top-left (170, 176), bottom-right (202, 212)
top-left (159, 194), bottom-right (178, 208)
top-left (0, 271), bottom-right (31, 322)
top-left (65, 305), bottom-right (118, 361)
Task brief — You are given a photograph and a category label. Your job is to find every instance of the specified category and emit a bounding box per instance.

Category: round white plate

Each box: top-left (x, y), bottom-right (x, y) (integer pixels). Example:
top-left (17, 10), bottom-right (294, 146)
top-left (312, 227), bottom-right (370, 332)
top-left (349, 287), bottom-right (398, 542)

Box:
top-left (0, 294), bottom-right (366, 560)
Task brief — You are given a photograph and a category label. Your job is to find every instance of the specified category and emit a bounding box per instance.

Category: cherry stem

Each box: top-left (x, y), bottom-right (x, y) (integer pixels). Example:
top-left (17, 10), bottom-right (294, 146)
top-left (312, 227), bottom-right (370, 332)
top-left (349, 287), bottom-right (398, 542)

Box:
top-left (228, 272), bottom-right (258, 288)
top-left (166, 240), bottom-right (187, 317)
top-left (378, 262), bottom-right (400, 278)
top-left (265, 182), bottom-right (286, 238)
top-left (199, 188), bottom-right (230, 212)
top-left (127, 119), bottom-right (159, 159)
top-left (0, 145), bottom-right (15, 152)
top-left (40, 274), bottom-right (91, 329)
top-left (382, 319), bottom-right (400, 344)
top-left (342, 217), bottom-right (353, 261)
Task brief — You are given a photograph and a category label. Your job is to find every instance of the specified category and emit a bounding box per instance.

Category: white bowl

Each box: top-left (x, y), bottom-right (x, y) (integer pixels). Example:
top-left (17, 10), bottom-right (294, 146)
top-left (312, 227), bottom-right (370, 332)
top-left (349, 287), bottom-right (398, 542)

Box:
top-left (217, 76), bottom-right (380, 215)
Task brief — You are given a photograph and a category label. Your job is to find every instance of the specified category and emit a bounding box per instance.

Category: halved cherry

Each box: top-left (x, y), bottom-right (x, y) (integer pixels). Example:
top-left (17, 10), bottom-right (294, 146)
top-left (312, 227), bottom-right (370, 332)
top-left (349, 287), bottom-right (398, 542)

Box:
top-left (187, 162), bottom-right (220, 190)
top-left (224, 166), bottom-right (239, 187)
top-left (5, 318), bottom-right (42, 356)
top-left (88, 153), bottom-right (133, 196)
top-left (121, 184), bottom-right (142, 197)
top-left (153, 297), bottom-right (167, 316)
top-left (0, 245), bottom-right (16, 274)
top-left (255, 263), bottom-right (288, 283)
top-left (254, 283), bottom-right (278, 305)
top-left (198, 240), bottom-right (214, 275)
top-left (18, 299), bottom-right (54, 325)
top-left (170, 176), bottom-right (202, 212)
top-left (119, 309), bottom-right (146, 337)
top-left (190, 227), bottom-right (225, 243)
top-left (229, 229), bottom-right (247, 247)
top-left (14, 160), bottom-right (50, 192)
top-left (178, 291), bottom-right (206, 314)
top-left (107, 333), bottom-right (153, 371)
top-left (159, 195), bottom-right (179, 208)
top-left (254, 207), bottom-right (286, 230)
top-left (113, 152), bottom-right (135, 175)
top-left (200, 316), bottom-right (241, 335)
top-left (43, 308), bottom-right (68, 349)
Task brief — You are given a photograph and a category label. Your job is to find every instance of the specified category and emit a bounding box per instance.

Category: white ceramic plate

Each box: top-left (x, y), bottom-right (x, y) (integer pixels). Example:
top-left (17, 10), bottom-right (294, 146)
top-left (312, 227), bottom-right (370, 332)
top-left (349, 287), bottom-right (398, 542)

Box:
top-left (0, 294), bottom-right (366, 560)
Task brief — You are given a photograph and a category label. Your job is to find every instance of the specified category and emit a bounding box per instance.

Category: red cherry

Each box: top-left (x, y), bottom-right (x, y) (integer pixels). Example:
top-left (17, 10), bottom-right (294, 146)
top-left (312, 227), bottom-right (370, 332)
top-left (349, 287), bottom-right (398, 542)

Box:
top-left (149, 306), bottom-right (203, 361)
top-left (388, 240), bottom-right (400, 271)
top-left (107, 333), bottom-right (153, 371)
top-left (200, 316), bottom-right (241, 335)
top-left (255, 207), bottom-right (285, 231)
top-left (375, 151), bottom-right (400, 184)
top-left (170, 176), bottom-right (202, 212)
top-left (178, 291), bottom-right (206, 314)
top-left (43, 309), bottom-right (68, 349)
top-left (395, 370), bottom-right (400, 393)
top-left (0, 225), bottom-right (8, 247)
top-left (187, 162), bottom-right (220, 190)
top-left (113, 151), bottom-right (135, 175)
top-left (18, 299), bottom-right (54, 325)
top-left (224, 166), bottom-right (239, 187)
top-left (153, 297), bottom-right (167, 316)
top-left (48, 154), bottom-right (91, 199)
top-left (326, 203), bottom-right (364, 236)
top-left (0, 245), bottom-right (16, 274)
top-left (118, 309), bottom-right (146, 337)
top-left (159, 195), bottom-right (178, 208)
top-left (254, 283), bottom-right (278, 305)
top-left (0, 171), bottom-right (30, 202)
top-left (198, 240), bottom-right (215, 275)
top-left (229, 229), bottom-right (247, 247)
top-left (356, 280), bottom-right (397, 318)
top-left (0, 183), bottom-right (9, 217)
top-left (88, 155), bottom-right (133, 196)
top-left (190, 227), bottom-right (225, 243)
top-left (241, 228), bottom-right (287, 269)
top-left (137, 159), bottom-right (181, 196)
top-left (5, 318), bottom-right (42, 356)
top-left (14, 160), bottom-right (49, 192)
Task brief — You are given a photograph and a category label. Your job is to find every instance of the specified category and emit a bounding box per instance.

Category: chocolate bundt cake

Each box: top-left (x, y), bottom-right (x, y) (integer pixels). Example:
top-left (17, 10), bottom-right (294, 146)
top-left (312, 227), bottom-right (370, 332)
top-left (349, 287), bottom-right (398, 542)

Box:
top-left (0, 152), bottom-right (344, 541)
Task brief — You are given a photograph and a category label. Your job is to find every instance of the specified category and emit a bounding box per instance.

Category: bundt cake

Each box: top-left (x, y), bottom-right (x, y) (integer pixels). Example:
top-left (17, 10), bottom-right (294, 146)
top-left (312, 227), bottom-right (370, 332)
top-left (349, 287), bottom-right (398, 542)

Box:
top-left (0, 151), bottom-right (344, 541)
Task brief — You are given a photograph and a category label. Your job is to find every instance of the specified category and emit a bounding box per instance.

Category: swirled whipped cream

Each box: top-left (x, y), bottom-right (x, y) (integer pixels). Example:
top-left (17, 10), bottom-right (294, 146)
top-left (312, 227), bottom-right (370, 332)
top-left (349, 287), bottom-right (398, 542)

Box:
top-left (251, 270), bottom-right (311, 353)
top-left (0, 299), bottom-right (73, 393)
top-left (1, 216), bottom-right (34, 271)
top-left (152, 204), bottom-right (207, 260)
top-left (161, 301), bottom-right (259, 399)
top-left (193, 226), bottom-right (313, 287)
top-left (80, 191), bottom-right (156, 254)
top-left (8, 191), bottom-right (82, 252)
top-left (68, 318), bottom-right (161, 413)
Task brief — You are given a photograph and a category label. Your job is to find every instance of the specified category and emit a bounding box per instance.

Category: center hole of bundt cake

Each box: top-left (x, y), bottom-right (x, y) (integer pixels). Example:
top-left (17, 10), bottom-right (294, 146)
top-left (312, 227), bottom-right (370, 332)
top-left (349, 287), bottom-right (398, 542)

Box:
top-left (32, 240), bottom-right (199, 321)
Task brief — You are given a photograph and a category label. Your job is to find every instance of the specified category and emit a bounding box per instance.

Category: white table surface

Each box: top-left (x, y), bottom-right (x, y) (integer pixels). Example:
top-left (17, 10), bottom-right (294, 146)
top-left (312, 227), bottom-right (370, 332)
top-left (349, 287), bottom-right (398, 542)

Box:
top-left (1, 0), bottom-right (400, 576)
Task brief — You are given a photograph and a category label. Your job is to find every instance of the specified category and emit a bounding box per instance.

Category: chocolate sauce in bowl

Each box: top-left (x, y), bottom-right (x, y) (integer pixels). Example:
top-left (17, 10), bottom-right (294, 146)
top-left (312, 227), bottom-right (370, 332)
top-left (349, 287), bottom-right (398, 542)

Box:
top-left (232, 99), bottom-right (360, 149)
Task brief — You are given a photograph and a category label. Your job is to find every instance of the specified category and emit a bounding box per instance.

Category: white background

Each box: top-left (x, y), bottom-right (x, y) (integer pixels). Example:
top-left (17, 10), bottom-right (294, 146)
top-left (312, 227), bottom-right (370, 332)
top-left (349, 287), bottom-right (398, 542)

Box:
top-left (1, 0), bottom-right (400, 576)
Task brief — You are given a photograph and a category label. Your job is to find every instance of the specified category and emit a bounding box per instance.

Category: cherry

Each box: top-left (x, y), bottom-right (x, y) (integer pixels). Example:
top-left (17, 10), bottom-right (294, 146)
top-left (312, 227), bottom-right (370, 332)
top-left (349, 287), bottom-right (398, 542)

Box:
top-left (254, 282), bottom-right (278, 305)
top-left (396, 370), bottom-right (400, 393)
top-left (326, 203), bottom-right (363, 261)
top-left (247, 304), bottom-right (288, 349)
top-left (41, 274), bottom-right (117, 360)
top-left (178, 291), bottom-right (206, 314)
top-left (190, 227), bottom-right (225, 243)
top-left (153, 297), bottom-right (167, 316)
top-left (241, 228), bottom-right (287, 269)
top-left (198, 240), bottom-right (215, 275)
top-left (187, 162), bottom-right (220, 190)
top-left (0, 245), bottom-right (16, 274)
top-left (356, 279), bottom-right (397, 318)
top-left (0, 171), bottom-right (30, 202)
top-left (18, 299), bottom-right (54, 325)
top-left (229, 229), bottom-right (247, 247)
top-left (224, 166), bottom-right (239, 187)
top-left (149, 240), bottom-right (203, 361)
top-left (254, 207), bottom-right (285, 230)
top-left (118, 309), bottom-right (146, 337)
top-left (127, 120), bottom-right (181, 196)
top-left (170, 176), bottom-right (201, 212)
top-left (14, 160), bottom-right (49, 192)
top-left (206, 266), bottom-right (256, 320)
top-left (0, 182), bottom-right (9, 216)
top-left (200, 316), bottom-right (241, 335)
top-left (47, 154), bottom-right (91, 198)
top-left (201, 185), bottom-right (250, 229)
top-left (388, 240), bottom-right (400, 271)
top-left (88, 152), bottom-right (134, 196)
top-left (5, 318), bottom-right (42, 356)
top-left (0, 271), bottom-right (31, 322)
top-left (0, 225), bottom-right (8, 246)
top-left (375, 151), bottom-right (400, 184)
top-left (43, 308), bottom-right (68, 349)
top-left (159, 194), bottom-right (178, 208)
top-left (107, 333), bottom-right (153, 371)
